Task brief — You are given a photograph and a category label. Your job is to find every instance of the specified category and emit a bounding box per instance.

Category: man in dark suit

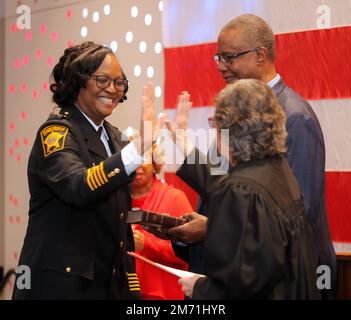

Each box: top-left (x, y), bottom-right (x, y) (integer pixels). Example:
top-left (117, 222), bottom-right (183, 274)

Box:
top-left (167, 14), bottom-right (336, 297)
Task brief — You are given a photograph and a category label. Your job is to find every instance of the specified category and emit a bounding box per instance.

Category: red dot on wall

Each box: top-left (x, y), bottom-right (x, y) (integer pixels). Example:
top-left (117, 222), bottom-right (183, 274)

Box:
top-left (15, 139), bottom-right (20, 148)
top-left (32, 90), bottom-right (38, 99)
top-left (42, 82), bottom-right (48, 91)
top-left (51, 32), bottom-right (58, 42)
top-left (40, 24), bottom-right (46, 34)
top-left (66, 9), bottom-right (72, 19)
top-left (36, 48), bottom-right (43, 60)
top-left (23, 55), bottom-right (29, 65)
top-left (67, 40), bottom-right (73, 48)
top-left (47, 56), bottom-right (53, 67)
top-left (15, 59), bottom-right (21, 70)
top-left (9, 148), bottom-right (14, 156)
top-left (16, 215), bottom-right (20, 223)
top-left (9, 84), bottom-right (15, 93)
top-left (11, 23), bottom-right (16, 33)
top-left (16, 154), bottom-right (22, 163)
top-left (25, 31), bottom-right (32, 41)
top-left (9, 215), bottom-right (14, 224)
top-left (21, 111), bottom-right (27, 120)
top-left (10, 121), bottom-right (15, 131)
top-left (21, 83), bottom-right (27, 93)
top-left (24, 138), bottom-right (29, 146)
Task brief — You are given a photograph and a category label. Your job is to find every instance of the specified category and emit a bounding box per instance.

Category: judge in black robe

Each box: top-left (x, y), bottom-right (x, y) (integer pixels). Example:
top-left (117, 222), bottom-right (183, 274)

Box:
top-left (171, 79), bottom-right (321, 299)
top-left (178, 150), bottom-right (320, 299)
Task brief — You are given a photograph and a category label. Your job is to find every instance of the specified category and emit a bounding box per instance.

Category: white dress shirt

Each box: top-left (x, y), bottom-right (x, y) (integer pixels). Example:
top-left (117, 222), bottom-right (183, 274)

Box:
top-left (267, 73), bottom-right (281, 88)
top-left (75, 105), bottom-right (142, 175)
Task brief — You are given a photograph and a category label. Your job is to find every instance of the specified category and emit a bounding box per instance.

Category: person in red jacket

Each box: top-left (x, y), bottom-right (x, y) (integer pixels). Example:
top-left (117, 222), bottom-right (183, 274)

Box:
top-left (131, 146), bottom-right (193, 300)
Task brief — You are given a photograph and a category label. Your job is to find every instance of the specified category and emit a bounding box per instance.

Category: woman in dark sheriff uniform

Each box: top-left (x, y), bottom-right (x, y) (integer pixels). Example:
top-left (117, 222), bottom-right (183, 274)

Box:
top-left (12, 41), bottom-right (161, 299)
top-left (165, 80), bottom-right (321, 299)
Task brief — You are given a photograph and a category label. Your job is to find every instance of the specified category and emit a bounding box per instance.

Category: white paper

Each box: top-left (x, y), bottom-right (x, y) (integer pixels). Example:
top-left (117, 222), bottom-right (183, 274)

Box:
top-left (128, 251), bottom-right (205, 279)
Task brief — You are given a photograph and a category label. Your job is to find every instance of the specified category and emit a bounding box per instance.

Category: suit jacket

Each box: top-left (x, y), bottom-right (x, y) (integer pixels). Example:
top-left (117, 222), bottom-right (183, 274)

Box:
top-left (272, 78), bottom-right (336, 290)
top-left (178, 150), bottom-right (320, 299)
top-left (12, 106), bottom-right (140, 300)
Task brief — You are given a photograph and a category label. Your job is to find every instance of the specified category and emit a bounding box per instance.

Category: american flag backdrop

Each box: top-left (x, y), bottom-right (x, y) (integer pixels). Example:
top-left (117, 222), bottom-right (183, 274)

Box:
top-left (161, 0), bottom-right (351, 252)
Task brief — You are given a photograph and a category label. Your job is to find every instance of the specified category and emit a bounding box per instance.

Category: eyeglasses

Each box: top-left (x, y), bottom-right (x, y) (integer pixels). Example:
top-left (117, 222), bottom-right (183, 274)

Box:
top-left (90, 75), bottom-right (128, 91)
top-left (213, 47), bottom-right (261, 65)
top-left (208, 116), bottom-right (217, 129)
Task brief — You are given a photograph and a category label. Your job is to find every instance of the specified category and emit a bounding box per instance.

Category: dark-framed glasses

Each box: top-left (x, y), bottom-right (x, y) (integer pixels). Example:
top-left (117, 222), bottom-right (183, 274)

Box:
top-left (90, 74), bottom-right (128, 91)
top-left (213, 47), bottom-right (261, 65)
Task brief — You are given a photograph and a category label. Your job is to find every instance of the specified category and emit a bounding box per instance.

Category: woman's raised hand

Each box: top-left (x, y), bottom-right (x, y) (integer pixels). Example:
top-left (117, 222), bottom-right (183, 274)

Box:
top-left (139, 82), bottom-right (166, 154)
top-left (165, 91), bottom-right (193, 157)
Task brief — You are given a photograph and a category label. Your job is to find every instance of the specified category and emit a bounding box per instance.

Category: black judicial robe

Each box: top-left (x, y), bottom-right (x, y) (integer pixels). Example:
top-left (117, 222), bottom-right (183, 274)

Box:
top-left (177, 149), bottom-right (321, 299)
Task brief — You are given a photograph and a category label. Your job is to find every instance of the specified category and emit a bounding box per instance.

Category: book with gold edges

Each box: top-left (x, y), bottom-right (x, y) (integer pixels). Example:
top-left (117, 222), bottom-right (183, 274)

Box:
top-left (126, 208), bottom-right (187, 228)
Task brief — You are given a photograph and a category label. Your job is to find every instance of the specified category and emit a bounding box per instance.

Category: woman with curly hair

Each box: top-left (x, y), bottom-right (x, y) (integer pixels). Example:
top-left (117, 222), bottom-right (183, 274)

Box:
top-left (12, 41), bottom-right (163, 300)
top-left (165, 79), bottom-right (320, 299)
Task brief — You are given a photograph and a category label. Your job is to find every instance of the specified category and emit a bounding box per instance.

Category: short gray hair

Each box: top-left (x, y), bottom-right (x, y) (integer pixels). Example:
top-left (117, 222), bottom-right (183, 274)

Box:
top-left (221, 14), bottom-right (275, 61)
top-left (214, 79), bottom-right (287, 163)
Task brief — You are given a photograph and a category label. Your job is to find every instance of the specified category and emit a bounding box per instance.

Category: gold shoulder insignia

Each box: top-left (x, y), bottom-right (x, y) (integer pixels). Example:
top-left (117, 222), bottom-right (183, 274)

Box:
top-left (40, 125), bottom-right (69, 157)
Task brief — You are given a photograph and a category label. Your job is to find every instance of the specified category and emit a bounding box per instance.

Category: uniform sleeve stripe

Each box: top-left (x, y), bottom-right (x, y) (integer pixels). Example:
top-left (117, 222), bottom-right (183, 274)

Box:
top-left (95, 166), bottom-right (105, 186)
top-left (128, 280), bottom-right (140, 284)
top-left (130, 288), bottom-right (141, 291)
top-left (100, 161), bottom-right (108, 183)
top-left (87, 169), bottom-right (95, 191)
top-left (129, 284), bottom-right (140, 288)
top-left (126, 273), bottom-right (138, 276)
top-left (91, 167), bottom-right (102, 187)
top-left (89, 168), bottom-right (98, 190)
top-left (92, 166), bottom-right (102, 186)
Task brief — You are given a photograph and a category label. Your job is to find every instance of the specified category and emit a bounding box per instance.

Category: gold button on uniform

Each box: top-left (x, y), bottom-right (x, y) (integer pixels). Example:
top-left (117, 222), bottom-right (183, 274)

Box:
top-left (120, 241), bottom-right (124, 248)
top-left (66, 267), bottom-right (71, 273)
top-left (113, 268), bottom-right (116, 276)
top-left (120, 212), bottom-right (124, 219)
top-left (108, 169), bottom-right (120, 178)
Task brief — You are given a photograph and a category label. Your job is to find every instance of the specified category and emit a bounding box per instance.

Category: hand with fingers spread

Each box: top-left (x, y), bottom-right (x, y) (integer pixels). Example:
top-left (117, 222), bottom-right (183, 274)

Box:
top-left (137, 82), bottom-right (166, 155)
top-left (165, 91), bottom-right (193, 158)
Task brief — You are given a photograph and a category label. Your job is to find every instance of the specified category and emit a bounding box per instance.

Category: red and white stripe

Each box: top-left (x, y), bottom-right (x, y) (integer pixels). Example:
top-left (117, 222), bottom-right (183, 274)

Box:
top-left (162, 0), bottom-right (351, 251)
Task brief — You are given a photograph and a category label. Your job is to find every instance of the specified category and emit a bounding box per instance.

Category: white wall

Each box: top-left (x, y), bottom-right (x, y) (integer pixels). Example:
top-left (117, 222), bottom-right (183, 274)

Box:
top-left (2, 0), bottom-right (164, 299)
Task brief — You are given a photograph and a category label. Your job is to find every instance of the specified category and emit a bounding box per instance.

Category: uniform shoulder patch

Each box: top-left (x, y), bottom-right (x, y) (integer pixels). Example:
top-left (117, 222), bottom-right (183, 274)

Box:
top-left (40, 125), bottom-right (69, 157)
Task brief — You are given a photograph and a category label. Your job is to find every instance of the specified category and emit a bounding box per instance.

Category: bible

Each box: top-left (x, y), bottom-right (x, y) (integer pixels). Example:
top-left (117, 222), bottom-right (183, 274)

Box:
top-left (126, 208), bottom-right (187, 228)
